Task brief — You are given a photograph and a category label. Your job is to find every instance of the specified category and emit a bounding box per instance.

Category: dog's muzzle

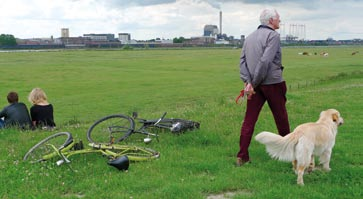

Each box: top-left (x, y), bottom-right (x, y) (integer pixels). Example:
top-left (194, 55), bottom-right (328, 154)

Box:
top-left (338, 118), bottom-right (344, 126)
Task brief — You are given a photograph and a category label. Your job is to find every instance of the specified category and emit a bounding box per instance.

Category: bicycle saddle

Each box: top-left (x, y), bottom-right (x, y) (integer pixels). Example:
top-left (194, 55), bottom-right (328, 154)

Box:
top-left (108, 155), bottom-right (129, 171)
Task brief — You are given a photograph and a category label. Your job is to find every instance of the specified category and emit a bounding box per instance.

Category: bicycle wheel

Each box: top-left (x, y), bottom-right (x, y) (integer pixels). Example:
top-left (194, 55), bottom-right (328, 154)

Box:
top-left (23, 132), bottom-right (73, 163)
top-left (89, 143), bottom-right (160, 161)
top-left (87, 114), bottom-right (135, 144)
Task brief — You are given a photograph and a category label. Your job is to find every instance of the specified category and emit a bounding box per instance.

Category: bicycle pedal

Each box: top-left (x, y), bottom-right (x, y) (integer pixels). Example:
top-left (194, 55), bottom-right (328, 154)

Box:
top-left (72, 143), bottom-right (79, 150)
top-left (72, 140), bottom-right (84, 150)
top-left (78, 140), bottom-right (84, 149)
top-left (56, 159), bottom-right (64, 166)
top-left (144, 137), bottom-right (152, 143)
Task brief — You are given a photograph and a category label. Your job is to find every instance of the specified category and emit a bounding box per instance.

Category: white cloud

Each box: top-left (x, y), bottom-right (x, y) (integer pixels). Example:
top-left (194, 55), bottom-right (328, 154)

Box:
top-left (0, 0), bottom-right (362, 40)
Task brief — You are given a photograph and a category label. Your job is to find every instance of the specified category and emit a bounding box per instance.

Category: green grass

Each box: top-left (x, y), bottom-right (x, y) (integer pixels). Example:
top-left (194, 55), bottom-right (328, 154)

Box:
top-left (0, 47), bottom-right (362, 198)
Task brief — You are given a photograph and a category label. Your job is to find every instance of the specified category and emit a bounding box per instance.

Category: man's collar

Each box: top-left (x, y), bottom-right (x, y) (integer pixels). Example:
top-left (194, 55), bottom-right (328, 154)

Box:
top-left (257, 25), bottom-right (275, 31)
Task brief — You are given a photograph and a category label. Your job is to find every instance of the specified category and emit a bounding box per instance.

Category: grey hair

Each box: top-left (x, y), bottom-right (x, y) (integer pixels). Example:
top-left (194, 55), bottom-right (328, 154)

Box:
top-left (259, 9), bottom-right (278, 25)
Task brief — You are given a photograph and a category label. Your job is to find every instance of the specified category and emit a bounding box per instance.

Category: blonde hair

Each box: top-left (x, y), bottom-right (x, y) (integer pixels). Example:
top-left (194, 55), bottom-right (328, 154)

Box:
top-left (28, 88), bottom-right (48, 105)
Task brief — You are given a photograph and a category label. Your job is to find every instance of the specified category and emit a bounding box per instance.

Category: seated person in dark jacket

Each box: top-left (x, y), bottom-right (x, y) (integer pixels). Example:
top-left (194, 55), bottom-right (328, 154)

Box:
top-left (28, 88), bottom-right (56, 129)
top-left (0, 91), bottom-right (32, 129)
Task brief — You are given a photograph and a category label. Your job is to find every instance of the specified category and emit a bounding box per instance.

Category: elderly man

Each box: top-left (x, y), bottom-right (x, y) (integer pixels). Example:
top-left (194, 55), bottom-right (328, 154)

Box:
top-left (236, 9), bottom-right (291, 166)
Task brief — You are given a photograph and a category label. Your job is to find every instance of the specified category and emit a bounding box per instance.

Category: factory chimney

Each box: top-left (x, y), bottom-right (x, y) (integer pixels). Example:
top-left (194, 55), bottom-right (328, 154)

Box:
top-left (219, 11), bottom-right (222, 35)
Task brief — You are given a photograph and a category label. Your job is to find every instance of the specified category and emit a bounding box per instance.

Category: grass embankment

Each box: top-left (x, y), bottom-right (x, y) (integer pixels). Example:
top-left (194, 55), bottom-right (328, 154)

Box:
top-left (0, 47), bottom-right (362, 198)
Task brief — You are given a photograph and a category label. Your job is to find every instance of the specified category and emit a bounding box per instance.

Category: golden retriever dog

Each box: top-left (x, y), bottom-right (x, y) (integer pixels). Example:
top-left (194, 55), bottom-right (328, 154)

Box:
top-left (255, 109), bottom-right (344, 185)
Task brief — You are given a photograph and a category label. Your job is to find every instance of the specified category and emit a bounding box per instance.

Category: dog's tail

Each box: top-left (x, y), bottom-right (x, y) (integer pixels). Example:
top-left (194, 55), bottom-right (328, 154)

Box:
top-left (255, 131), bottom-right (296, 162)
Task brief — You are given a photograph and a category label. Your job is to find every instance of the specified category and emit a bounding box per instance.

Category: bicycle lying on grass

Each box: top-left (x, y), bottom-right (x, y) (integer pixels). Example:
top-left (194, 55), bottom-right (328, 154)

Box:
top-left (87, 112), bottom-right (200, 144)
top-left (23, 131), bottom-right (160, 171)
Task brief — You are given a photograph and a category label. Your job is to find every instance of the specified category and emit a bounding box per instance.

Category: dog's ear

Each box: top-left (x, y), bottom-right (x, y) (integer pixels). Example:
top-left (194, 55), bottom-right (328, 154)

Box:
top-left (332, 113), bottom-right (338, 122)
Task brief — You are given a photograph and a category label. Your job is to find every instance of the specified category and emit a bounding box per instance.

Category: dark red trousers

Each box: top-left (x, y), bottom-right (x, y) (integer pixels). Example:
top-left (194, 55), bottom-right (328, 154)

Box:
top-left (237, 81), bottom-right (290, 161)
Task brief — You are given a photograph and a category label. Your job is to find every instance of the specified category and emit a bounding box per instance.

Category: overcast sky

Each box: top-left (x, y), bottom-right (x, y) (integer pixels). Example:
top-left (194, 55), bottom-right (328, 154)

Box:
top-left (1, 0), bottom-right (362, 40)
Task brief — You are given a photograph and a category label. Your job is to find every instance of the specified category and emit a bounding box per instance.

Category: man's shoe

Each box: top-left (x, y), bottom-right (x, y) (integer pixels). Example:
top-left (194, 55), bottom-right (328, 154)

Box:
top-left (236, 158), bottom-right (250, 167)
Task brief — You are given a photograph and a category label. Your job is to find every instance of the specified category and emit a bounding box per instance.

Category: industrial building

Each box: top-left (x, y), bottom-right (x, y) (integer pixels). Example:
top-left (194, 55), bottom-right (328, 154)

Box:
top-left (61, 28), bottom-right (69, 38)
top-left (83, 33), bottom-right (116, 41)
top-left (203, 25), bottom-right (219, 37)
top-left (118, 33), bottom-right (131, 44)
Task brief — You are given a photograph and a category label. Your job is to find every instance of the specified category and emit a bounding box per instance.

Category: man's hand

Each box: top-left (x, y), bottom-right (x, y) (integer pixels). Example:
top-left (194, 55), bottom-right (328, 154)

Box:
top-left (244, 83), bottom-right (255, 100)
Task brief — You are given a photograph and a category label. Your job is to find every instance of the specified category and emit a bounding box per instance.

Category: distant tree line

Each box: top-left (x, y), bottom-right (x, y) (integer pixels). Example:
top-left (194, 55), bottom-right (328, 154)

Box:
top-left (0, 34), bottom-right (17, 46)
top-left (173, 37), bottom-right (185, 43)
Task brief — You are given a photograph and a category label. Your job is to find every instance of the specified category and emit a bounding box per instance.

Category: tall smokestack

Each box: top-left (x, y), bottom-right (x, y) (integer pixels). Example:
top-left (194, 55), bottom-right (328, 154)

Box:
top-left (219, 11), bottom-right (222, 35)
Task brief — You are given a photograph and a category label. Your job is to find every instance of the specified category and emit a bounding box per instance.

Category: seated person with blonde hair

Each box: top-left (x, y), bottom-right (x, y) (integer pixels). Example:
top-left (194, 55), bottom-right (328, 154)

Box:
top-left (0, 91), bottom-right (32, 129)
top-left (28, 88), bottom-right (56, 129)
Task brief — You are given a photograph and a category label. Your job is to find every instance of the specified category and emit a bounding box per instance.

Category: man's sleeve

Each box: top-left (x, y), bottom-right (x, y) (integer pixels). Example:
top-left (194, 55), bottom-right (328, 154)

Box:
top-left (0, 108), bottom-right (6, 118)
top-left (239, 50), bottom-right (251, 83)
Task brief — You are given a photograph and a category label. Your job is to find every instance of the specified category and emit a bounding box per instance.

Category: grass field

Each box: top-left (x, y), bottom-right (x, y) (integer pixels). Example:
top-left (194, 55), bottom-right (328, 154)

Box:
top-left (0, 46), bottom-right (362, 198)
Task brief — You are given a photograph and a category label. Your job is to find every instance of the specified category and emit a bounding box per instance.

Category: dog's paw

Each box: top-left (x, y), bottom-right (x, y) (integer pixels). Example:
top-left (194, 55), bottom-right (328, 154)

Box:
top-left (297, 179), bottom-right (305, 186)
top-left (306, 164), bottom-right (315, 173)
top-left (322, 167), bottom-right (331, 172)
top-left (306, 167), bottom-right (314, 174)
